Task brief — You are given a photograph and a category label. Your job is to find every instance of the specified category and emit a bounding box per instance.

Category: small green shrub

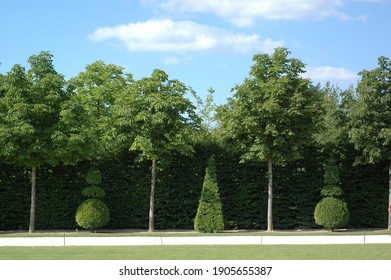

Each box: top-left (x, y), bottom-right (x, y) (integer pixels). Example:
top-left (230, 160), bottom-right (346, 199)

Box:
top-left (82, 186), bottom-right (106, 199)
top-left (86, 170), bottom-right (102, 185)
top-left (320, 185), bottom-right (343, 197)
top-left (323, 160), bottom-right (340, 186)
top-left (194, 156), bottom-right (224, 233)
top-left (314, 197), bottom-right (349, 230)
top-left (75, 198), bottom-right (110, 231)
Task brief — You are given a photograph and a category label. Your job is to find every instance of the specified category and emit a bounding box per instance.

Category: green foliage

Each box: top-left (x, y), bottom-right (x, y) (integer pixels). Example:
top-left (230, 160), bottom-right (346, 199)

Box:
top-left (0, 51), bottom-right (389, 233)
top-left (115, 69), bottom-right (200, 161)
top-left (194, 156), bottom-right (224, 233)
top-left (321, 159), bottom-right (343, 198)
top-left (0, 51), bottom-right (65, 168)
top-left (0, 51), bottom-right (66, 232)
top-left (314, 159), bottom-right (350, 230)
top-left (217, 47), bottom-right (324, 164)
top-left (349, 56), bottom-right (391, 164)
top-left (314, 83), bottom-right (353, 157)
top-left (82, 186), bottom-right (106, 199)
top-left (314, 197), bottom-right (350, 230)
top-left (323, 160), bottom-right (340, 187)
top-left (77, 168), bottom-right (109, 230)
top-left (0, 150), bottom-right (388, 231)
top-left (193, 87), bottom-right (218, 137)
top-left (54, 61), bottom-right (131, 165)
top-left (114, 68), bottom-right (201, 231)
top-left (75, 198), bottom-right (110, 231)
top-left (320, 186), bottom-right (343, 197)
top-left (86, 169), bottom-right (102, 186)
top-left (216, 47), bottom-right (324, 231)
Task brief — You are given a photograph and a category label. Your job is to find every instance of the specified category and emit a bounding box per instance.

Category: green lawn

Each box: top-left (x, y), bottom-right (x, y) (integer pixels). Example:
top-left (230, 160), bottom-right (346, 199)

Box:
top-left (1, 244), bottom-right (391, 260)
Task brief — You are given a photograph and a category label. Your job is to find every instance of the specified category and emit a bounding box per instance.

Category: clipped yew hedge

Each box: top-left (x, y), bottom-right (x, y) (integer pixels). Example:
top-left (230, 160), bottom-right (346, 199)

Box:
top-left (0, 146), bottom-right (388, 230)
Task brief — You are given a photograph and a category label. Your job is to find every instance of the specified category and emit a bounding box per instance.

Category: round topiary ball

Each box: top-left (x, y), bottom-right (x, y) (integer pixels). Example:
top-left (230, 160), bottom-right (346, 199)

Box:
top-left (314, 197), bottom-right (349, 230)
top-left (75, 198), bottom-right (110, 231)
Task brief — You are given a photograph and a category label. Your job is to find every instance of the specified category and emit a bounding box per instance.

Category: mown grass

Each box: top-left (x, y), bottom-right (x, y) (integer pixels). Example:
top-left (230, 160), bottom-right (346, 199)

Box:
top-left (1, 244), bottom-right (391, 260)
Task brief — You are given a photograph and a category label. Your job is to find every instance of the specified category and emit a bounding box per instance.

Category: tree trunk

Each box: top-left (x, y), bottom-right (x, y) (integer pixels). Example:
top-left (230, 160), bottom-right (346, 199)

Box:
top-left (148, 159), bottom-right (157, 233)
top-left (388, 160), bottom-right (391, 231)
top-left (267, 158), bottom-right (273, 232)
top-left (29, 167), bottom-right (37, 234)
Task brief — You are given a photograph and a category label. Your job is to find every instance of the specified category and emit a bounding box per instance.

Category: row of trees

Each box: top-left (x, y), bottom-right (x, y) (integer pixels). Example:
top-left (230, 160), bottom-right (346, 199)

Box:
top-left (0, 48), bottom-right (390, 233)
top-left (0, 53), bottom-right (199, 233)
top-left (217, 48), bottom-right (390, 231)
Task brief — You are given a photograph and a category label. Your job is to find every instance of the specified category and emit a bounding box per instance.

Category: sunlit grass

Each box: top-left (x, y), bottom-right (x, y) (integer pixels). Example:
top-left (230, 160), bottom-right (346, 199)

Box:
top-left (1, 244), bottom-right (390, 260)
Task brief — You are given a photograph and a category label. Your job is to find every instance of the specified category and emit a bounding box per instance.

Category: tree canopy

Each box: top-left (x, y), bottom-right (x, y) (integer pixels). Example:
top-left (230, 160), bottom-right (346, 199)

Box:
top-left (349, 56), bottom-right (391, 164)
top-left (53, 60), bottom-right (131, 165)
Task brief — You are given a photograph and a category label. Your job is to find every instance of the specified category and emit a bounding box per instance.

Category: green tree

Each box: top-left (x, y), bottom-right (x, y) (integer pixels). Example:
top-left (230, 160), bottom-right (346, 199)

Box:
top-left (348, 56), bottom-right (391, 230)
top-left (314, 82), bottom-right (354, 157)
top-left (217, 48), bottom-right (323, 231)
top-left (53, 60), bottom-right (131, 165)
top-left (0, 71), bottom-right (5, 96)
top-left (196, 87), bottom-right (217, 133)
top-left (0, 51), bottom-right (65, 233)
top-left (194, 156), bottom-right (224, 233)
top-left (115, 69), bottom-right (200, 232)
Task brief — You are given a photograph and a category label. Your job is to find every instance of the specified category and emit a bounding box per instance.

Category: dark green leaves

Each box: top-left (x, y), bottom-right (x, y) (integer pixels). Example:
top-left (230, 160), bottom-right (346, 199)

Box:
top-left (54, 61), bottom-right (131, 165)
top-left (349, 56), bottom-right (391, 163)
top-left (115, 68), bottom-right (200, 161)
top-left (0, 51), bottom-right (65, 168)
top-left (218, 47), bottom-right (323, 164)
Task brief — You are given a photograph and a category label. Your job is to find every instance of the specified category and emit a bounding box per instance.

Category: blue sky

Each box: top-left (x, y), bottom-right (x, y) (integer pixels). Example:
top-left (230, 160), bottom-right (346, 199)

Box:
top-left (1, 0), bottom-right (390, 104)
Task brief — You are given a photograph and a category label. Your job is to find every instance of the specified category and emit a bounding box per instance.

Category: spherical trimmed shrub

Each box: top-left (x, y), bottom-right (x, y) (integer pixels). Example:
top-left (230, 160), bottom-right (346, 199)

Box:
top-left (314, 197), bottom-right (349, 230)
top-left (75, 198), bottom-right (110, 231)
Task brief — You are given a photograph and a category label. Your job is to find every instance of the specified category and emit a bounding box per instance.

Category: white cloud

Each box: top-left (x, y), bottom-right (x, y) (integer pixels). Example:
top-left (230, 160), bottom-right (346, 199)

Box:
top-left (150, 0), bottom-right (351, 27)
top-left (304, 66), bottom-right (358, 82)
top-left (89, 19), bottom-right (283, 53)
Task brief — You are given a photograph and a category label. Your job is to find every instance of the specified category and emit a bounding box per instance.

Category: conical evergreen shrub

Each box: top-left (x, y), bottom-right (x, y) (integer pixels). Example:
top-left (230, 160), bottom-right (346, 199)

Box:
top-left (194, 156), bottom-right (224, 233)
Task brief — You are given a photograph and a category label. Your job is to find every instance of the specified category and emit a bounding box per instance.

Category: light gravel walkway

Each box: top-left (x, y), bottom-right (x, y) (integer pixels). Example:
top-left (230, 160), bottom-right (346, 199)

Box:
top-left (0, 234), bottom-right (390, 246)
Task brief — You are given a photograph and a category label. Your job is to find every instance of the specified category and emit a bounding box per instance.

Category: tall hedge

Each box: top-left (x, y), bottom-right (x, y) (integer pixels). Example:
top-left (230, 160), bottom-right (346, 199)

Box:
top-left (0, 146), bottom-right (388, 231)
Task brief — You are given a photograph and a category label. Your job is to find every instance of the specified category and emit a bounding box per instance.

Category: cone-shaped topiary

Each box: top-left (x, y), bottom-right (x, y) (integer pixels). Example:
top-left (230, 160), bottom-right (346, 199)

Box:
top-left (314, 197), bottom-right (349, 230)
top-left (194, 156), bottom-right (224, 233)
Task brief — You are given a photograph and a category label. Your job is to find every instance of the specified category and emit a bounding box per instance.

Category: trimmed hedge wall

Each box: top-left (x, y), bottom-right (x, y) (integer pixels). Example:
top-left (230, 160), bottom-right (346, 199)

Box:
top-left (0, 146), bottom-right (388, 230)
